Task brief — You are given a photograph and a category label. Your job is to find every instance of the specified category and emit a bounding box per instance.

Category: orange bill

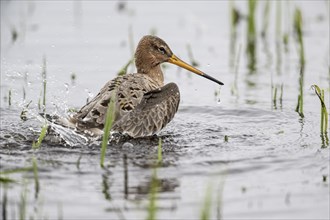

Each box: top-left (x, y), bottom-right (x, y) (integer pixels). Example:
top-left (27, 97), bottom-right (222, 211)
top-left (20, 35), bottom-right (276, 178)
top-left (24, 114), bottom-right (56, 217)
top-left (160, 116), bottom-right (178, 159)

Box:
top-left (168, 54), bottom-right (224, 85)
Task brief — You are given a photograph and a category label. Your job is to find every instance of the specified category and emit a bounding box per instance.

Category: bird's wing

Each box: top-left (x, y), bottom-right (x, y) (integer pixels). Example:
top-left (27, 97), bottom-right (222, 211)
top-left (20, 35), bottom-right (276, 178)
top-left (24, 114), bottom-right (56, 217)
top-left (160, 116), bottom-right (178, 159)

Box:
top-left (71, 74), bottom-right (159, 131)
top-left (111, 82), bottom-right (180, 138)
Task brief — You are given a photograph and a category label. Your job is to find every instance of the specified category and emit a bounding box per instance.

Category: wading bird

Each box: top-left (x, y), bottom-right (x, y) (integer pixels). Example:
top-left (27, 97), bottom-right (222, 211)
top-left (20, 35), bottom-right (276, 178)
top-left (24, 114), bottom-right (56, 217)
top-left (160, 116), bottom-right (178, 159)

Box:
top-left (58, 35), bottom-right (223, 138)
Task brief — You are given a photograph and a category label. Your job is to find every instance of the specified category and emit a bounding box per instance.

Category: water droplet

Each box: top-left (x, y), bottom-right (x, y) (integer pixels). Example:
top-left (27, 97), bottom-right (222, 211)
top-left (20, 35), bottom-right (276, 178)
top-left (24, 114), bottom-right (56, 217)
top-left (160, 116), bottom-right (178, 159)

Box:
top-left (217, 98), bottom-right (221, 104)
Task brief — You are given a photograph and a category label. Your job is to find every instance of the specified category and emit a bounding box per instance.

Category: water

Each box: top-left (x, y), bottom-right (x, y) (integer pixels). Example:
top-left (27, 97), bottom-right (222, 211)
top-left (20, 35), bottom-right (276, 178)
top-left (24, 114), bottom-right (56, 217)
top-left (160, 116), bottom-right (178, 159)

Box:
top-left (1, 1), bottom-right (329, 219)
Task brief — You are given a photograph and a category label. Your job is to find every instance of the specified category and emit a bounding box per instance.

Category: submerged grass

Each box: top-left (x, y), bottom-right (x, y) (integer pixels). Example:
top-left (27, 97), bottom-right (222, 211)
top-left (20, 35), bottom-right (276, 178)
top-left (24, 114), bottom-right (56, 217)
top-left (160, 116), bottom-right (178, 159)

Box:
top-left (100, 91), bottom-right (117, 168)
top-left (312, 85), bottom-right (329, 146)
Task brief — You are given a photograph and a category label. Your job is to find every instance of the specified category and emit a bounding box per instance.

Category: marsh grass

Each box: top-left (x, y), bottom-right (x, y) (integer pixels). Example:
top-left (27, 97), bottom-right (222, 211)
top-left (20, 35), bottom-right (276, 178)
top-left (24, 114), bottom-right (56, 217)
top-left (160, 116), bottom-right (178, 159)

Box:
top-left (117, 59), bottom-right (133, 76)
top-left (279, 84), bottom-right (283, 108)
top-left (275, 1), bottom-right (282, 74)
top-left (272, 84), bottom-right (283, 109)
top-left (293, 8), bottom-right (305, 118)
top-left (295, 66), bottom-right (305, 117)
top-left (246, 0), bottom-right (257, 73)
top-left (41, 56), bottom-right (47, 112)
top-left (157, 138), bottom-right (162, 165)
top-left (312, 85), bottom-right (329, 146)
top-left (229, 1), bottom-right (240, 68)
top-left (231, 44), bottom-right (241, 98)
top-left (293, 8), bottom-right (305, 66)
top-left (100, 91), bottom-right (117, 168)
top-left (32, 124), bottom-right (48, 149)
top-left (273, 86), bottom-right (278, 109)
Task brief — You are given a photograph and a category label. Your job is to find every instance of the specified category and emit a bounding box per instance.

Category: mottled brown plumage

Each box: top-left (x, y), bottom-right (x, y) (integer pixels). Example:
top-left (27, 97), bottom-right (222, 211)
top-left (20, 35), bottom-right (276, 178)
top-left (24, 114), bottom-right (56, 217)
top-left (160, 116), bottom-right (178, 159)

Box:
top-left (58, 35), bottom-right (223, 138)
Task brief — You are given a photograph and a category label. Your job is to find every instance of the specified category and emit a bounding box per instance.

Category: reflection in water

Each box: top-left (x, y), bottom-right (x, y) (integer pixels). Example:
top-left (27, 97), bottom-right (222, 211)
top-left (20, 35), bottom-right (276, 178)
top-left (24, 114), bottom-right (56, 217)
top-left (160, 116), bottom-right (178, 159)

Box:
top-left (102, 173), bottom-right (111, 201)
top-left (124, 154), bottom-right (128, 199)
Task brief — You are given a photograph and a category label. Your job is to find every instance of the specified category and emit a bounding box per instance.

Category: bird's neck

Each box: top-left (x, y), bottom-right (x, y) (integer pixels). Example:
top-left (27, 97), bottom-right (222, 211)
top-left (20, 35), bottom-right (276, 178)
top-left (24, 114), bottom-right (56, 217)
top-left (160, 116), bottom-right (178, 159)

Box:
top-left (138, 65), bottom-right (164, 87)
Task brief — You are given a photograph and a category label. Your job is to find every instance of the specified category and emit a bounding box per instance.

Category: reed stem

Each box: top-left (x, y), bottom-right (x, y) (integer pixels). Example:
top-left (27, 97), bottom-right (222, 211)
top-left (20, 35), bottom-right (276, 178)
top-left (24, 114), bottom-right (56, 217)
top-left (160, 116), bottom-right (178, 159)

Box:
top-left (100, 91), bottom-right (116, 168)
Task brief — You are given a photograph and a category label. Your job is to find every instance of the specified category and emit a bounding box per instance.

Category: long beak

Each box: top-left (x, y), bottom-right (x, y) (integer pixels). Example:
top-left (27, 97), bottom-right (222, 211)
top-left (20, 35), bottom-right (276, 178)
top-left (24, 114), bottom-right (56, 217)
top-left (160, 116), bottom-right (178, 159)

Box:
top-left (168, 54), bottom-right (224, 85)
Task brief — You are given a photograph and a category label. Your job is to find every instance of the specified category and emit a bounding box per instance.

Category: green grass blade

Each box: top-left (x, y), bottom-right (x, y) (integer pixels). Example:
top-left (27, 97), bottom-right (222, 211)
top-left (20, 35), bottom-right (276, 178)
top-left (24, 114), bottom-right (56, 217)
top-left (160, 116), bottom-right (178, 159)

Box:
top-left (100, 91), bottom-right (116, 168)
top-left (32, 124), bottom-right (48, 149)
top-left (157, 138), bottom-right (162, 165)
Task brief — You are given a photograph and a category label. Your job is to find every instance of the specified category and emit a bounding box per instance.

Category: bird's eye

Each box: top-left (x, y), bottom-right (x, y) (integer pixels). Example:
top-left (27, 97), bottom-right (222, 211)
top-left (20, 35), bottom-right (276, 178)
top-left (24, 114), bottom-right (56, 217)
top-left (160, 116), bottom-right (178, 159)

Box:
top-left (158, 46), bottom-right (166, 55)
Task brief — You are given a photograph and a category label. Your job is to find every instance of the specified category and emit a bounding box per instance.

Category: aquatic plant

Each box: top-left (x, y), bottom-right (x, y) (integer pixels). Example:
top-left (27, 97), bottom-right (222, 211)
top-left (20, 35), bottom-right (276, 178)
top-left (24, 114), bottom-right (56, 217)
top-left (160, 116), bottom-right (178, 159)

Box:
top-left (272, 83), bottom-right (283, 109)
top-left (157, 138), bottom-right (163, 165)
top-left (117, 59), bottom-right (133, 76)
top-left (261, 1), bottom-right (270, 38)
top-left (32, 124), bottom-right (48, 149)
top-left (295, 66), bottom-right (304, 117)
top-left (229, 1), bottom-right (240, 68)
top-left (41, 56), bottom-right (47, 112)
top-left (275, 1), bottom-right (282, 75)
top-left (100, 91), bottom-right (116, 168)
top-left (293, 7), bottom-right (305, 66)
top-left (231, 44), bottom-right (241, 97)
top-left (246, 0), bottom-right (257, 73)
top-left (311, 85), bottom-right (329, 146)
